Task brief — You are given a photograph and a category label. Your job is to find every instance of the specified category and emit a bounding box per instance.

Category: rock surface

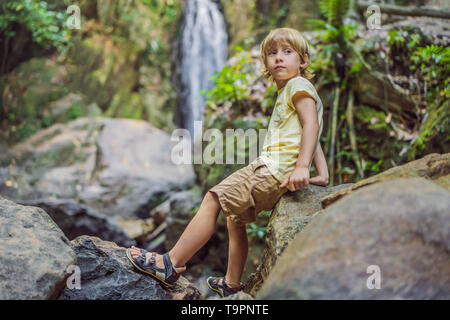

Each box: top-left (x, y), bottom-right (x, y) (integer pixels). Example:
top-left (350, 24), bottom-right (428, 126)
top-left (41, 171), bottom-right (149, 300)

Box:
top-left (59, 235), bottom-right (201, 300)
top-left (165, 189), bottom-right (204, 250)
top-left (245, 183), bottom-right (352, 296)
top-left (257, 178), bottom-right (450, 299)
top-left (0, 196), bottom-right (76, 299)
top-left (208, 291), bottom-right (254, 300)
top-left (19, 197), bottom-right (136, 247)
top-left (0, 117), bottom-right (196, 219)
top-left (322, 153), bottom-right (450, 208)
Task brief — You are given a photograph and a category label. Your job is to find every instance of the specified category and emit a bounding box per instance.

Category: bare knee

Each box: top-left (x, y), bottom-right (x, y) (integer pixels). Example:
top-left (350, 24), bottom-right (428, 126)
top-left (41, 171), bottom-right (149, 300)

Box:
top-left (204, 190), bottom-right (221, 214)
top-left (205, 190), bottom-right (219, 205)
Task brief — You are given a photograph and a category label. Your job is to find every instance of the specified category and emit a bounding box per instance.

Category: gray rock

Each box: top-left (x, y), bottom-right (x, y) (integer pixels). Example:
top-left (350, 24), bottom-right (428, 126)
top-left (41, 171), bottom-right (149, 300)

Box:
top-left (322, 153), bottom-right (450, 208)
top-left (208, 291), bottom-right (254, 300)
top-left (59, 235), bottom-right (201, 300)
top-left (257, 178), bottom-right (450, 299)
top-left (78, 118), bottom-right (195, 219)
top-left (245, 183), bottom-right (352, 296)
top-left (165, 189), bottom-right (203, 249)
top-left (149, 196), bottom-right (171, 226)
top-left (0, 196), bottom-right (76, 299)
top-left (1, 117), bottom-right (196, 219)
top-left (19, 197), bottom-right (136, 248)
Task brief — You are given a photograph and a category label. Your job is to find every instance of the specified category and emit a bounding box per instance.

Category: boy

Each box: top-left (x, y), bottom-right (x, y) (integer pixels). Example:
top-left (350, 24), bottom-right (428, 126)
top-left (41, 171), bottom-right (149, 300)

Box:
top-left (126, 27), bottom-right (329, 297)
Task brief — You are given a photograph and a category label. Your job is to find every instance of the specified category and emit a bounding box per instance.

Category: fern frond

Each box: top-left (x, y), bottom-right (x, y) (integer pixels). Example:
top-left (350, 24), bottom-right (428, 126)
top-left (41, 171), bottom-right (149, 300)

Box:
top-left (319, 0), bottom-right (350, 27)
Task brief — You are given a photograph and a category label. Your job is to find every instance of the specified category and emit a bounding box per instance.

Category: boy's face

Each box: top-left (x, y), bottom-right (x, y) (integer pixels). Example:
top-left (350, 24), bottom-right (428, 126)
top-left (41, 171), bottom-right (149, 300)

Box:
top-left (266, 41), bottom-right (305, 84)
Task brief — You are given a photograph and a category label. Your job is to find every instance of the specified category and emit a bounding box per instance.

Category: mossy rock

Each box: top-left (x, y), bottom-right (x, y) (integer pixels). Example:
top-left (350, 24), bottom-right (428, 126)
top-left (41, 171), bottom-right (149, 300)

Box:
top-left (1, 57), bottom-right (71, 144)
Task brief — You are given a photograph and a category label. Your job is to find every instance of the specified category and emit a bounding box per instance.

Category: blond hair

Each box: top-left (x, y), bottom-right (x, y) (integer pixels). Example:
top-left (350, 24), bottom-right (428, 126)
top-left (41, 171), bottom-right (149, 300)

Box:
top-left (260, 28), bottom-right (314, 82)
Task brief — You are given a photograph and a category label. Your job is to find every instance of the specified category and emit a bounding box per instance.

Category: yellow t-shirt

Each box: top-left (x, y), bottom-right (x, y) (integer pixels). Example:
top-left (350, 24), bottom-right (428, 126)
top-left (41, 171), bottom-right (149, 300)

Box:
top-left (259, 76), bottom-right (324, 184)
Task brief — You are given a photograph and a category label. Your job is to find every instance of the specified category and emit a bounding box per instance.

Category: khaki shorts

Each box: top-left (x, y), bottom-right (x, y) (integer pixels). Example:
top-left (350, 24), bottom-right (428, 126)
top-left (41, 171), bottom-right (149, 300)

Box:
top-left (209, 157), bottom-right (289, 226)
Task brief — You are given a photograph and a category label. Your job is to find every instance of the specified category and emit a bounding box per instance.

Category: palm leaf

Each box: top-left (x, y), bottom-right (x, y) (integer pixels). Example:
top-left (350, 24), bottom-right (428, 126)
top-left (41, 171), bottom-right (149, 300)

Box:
top-left (319, 0), bottom-right (350, 28)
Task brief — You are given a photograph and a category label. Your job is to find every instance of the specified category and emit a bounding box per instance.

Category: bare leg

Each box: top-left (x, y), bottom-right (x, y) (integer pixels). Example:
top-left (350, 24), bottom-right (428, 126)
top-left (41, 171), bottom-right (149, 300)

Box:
top-left (168, 191), bottom-right (221, 266)
top-left (224, 217), bottom-right (248, 287)
top-left (129, 191), bottom-right (221, 269)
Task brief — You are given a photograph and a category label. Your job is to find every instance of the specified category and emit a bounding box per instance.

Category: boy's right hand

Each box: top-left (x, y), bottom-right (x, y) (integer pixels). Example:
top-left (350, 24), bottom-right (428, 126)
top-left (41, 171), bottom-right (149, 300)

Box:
top-left (280, 166), bottom-right (310, 191)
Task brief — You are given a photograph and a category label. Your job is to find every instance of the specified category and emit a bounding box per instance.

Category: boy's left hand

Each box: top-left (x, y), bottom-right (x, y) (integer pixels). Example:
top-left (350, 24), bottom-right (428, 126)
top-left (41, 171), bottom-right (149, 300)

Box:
top-left (280, 166), bottom-right (310, 191)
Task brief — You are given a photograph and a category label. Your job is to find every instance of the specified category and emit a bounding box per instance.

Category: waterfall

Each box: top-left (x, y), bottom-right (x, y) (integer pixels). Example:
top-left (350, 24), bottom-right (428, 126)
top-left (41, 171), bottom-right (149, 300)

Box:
top-left (179, 0), bottom-right (228, 140)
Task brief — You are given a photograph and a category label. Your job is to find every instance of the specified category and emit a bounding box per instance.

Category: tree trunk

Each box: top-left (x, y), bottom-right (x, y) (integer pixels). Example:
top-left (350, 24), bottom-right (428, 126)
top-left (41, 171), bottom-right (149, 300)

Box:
top-left (328, 87), bottom-right (340, 186)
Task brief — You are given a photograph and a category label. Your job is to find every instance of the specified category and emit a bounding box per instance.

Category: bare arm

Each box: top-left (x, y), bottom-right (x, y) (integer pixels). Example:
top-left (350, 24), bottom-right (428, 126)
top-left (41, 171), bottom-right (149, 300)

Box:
top-left (309, 142), bottom-right (329, 186)
top-left (295, 94), bottom-right (319, 169)
top-left (280, 92), bottom-right (319, 191)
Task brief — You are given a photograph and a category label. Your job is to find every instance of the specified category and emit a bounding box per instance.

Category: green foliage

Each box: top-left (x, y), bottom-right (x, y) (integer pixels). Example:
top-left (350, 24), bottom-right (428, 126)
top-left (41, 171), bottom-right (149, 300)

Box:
top-left (259, 84), bottom-right (278, 114)
top-left (268, 3), bottom-right (289, 27)
top-left (202, 64), bottom-right (249, 104)
top-left (389, 30), bottom-right (422, 51)
top-left (307, 0), bottom-right (358, 84)
top-left (404, 44), bottom-right (450, 160)
top-left (383, 26), bottom-right (449, 161)
top-left (0, 0), bottom-right (71, 53)
top-left (141, 0), bottom-right (178, 19)
top-left (407, 34), bottom-right (421, 49)
top-left (200, 48), bottom-right (252, 107)
top-left (139, 0), bottom-right (180, 67)
top-left (245, 210), bottom-right (272, 241)
top-left (246, 223), bottom-right (266, 240)
top-left (411, 44), bottom-right (450, 100)
top-left (362, 159), bottom-right (383, 173)
top-left (68, 104), bottom-right (83, 120)
top-left (318, 0), bottom-right (350, 28)
top-left (355, 105), bottom-right (391, 131)
top-left (387, 30), bottom-right (406, 48)
top-left (386, 26), bottom-right (430, 76)
top-left (309, 42), bottom-right (338, 84)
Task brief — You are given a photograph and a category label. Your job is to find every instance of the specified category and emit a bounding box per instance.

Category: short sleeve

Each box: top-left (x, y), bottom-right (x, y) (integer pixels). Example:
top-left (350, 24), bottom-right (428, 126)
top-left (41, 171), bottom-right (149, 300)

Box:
top-left (288, 77), bottom-right (317, 110)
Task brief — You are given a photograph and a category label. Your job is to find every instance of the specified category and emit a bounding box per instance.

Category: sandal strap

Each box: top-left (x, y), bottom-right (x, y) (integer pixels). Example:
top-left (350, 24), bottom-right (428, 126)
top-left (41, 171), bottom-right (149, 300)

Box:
top-left (136, 249), bottom-right (151, 268)
top-left (137, 251), bottom-right (161, 272)
top-left (224, 278), bottom-right (243, 289)
top-left (149, 252), bottom-right (156, 267)
top-left (207, 276), bottom-right (242, 297)
top-left (141, 252), bottom-right (154, 269)
top-left (136, 252), bottom-right (147, 266)
top-left (163, 253), bottom-right (173, 280)
top-left (212, 277), bottom-right (222, 286)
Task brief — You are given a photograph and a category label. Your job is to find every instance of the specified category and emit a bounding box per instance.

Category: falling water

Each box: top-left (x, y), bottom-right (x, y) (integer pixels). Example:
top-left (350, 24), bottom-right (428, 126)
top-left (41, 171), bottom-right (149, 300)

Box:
top-left (179, 0), bottom-right (228, 140)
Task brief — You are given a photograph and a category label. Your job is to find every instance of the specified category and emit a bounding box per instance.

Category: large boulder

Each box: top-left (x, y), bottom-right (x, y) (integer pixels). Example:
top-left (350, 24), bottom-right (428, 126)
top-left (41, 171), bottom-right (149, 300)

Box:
top-left (0, 197), bottom-right (76, 299)
top-left (59, 235), bottom-right (201, 300)
top-left (257, 178), bottom-right (450, 299)
top-left (245, 183), bottom-right (352, 296)
top-left (322, 153), bottom-right (450, 208)
top-left (0, 117), bottom-right (196, 220)
top-left (19, 197), bottom-right (136, 248)
top-left (165, 189), bottom-right (204, 249)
